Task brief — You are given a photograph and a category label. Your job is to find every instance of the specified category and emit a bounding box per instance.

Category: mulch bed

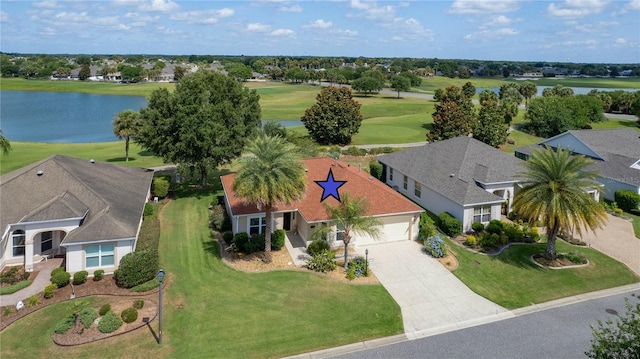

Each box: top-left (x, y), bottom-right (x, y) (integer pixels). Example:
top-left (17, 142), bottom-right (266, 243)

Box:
top-left (531, 254), bottom-right (588, 268)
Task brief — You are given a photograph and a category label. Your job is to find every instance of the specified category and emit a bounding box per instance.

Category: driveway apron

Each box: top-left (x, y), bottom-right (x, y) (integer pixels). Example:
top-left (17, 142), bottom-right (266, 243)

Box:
top-left (580, 214), bottom-right (640, 276)
top-left (357, 241), bottom-right (513, 338)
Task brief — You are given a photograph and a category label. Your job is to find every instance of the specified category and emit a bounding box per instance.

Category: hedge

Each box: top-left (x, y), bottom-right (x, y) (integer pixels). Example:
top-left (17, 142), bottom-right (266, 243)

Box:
top-left (438, 212), bottom-right (462, 237)
top-left (615, 190), bottom-right (640, 212)
top-left (114, 249), bottom-right (159, 288)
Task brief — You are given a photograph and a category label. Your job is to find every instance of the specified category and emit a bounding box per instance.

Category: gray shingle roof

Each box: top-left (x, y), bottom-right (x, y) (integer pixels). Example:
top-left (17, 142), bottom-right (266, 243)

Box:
top-left (1, 155), bottom-right (153, 244)
top-left (378, 136), bottom-right (523, 206)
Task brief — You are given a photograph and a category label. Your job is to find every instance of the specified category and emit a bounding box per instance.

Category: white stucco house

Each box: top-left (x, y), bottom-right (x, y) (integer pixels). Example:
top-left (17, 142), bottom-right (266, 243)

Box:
top-left (515, 129), bottom-right (640, 201)
top-left (221, 157), bottom-right (423, 247)
top-left (0, 155), bottom-right (153, 274)
top-left (377, 136), bottom-right (523, 232)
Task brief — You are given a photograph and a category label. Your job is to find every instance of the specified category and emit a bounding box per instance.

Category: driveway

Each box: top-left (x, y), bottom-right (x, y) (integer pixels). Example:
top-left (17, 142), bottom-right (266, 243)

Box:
top-left (357, 241), bottom-right (513, 338)
top-left (580, 213), bottom-right (640, 276)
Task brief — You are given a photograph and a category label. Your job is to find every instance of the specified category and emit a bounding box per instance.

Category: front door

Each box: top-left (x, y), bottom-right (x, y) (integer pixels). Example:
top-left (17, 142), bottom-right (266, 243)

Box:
top-left (283, 212), bottom-right (292, 231)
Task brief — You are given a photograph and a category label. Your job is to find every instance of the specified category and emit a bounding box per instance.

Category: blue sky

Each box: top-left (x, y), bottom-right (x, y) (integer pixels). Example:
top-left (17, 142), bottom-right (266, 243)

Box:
top-left (1, 0), bottom-right (639, 63)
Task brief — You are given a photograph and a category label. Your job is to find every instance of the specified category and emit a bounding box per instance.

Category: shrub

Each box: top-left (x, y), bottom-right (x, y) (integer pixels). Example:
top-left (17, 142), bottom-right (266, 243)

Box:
top-left (51, 271), bottom-right (71, 288)
top-left (143, 203), bottom-right (155, 218)
top-left (507, 211), bottom-right (517, 221)
top-left (465, 235), bottom-right (477, 246)
top-left (114, 249), bottom-right (159, 288)
top-left (438, 212), bottom-right (462, 237)
top-left (615, 190), bottom-right (640, 212)
top-left (99, 304), bottom-right (111, 316)
top-left (306, 250), bottom-right (337, 273)
top-left (424, 233), bottom-right (447, 258)
top-left (209, 205), bottom-right (225, 230)
top-left (614, 208), bottom-right (624, 215)
top-left (26, 295), bottom-right (40, 307)
top-left (3, 306), bottom-right (12, 316)
top-left (503, 223), bottom-right (525, 242)
top-left (121, 307), bottom-right (138, 323)
top-left (54, 315), bottom-right (75, 334)
top-left (529, 227), bottom-right (540, 241)
top-left (152, 176), bottom-right (170, 198)
top-left (471, 222), bottom-right (485, 233)
top-left (346, 264), bottom-right (356, 280)
top-left (44, 284), bottom-right (56, 299)
top-left (345, 256), bottom-right (369, 277)
top-left (500, 234), bottom-right (509, 245)
top-left (271, 230), bottom-right (286, 250)
top-left (222, 232), bottom-right (234, 245)
top-left (51, 267), bottom-right (65, 277)
top-left (419, 212), bottom-right (437, 240)
top-left (486, 220), bottom-right (503, 235)
top-left (343, 146), bottom-right (366, 156)
top-left (130, 278), bottom-right (159, 292)
top-left (478, 233), bottom-right (499, 250)
top-left (80, 307), bottom-right (98, 329)
top-left (98, 311), bottom-right (123, 333)
top-left (233, 232), bottom-right (250, 252)
top-left (0, 267), bottom-right (19, 285)
top-left (564, 251), bottom-right (587, 265)
top-left (307, 239), bottom-right (330, 256)
top-left (73, 270), bottom-right (88, 285)
top-left (133, 299), bottom-right (144, 310)
top-left (369, 160), bottom-right (383, 180)
top-left (93, 269), bottom-right (104, 281)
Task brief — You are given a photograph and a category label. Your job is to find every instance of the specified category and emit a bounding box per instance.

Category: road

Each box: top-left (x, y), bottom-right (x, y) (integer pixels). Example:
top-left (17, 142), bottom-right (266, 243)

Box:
top-left (331, 289), bottom-right (640, 359)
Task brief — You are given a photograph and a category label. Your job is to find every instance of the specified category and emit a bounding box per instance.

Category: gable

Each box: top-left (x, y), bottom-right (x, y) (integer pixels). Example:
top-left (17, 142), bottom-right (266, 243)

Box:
top-left (540, 132), bottom-right (603, 160)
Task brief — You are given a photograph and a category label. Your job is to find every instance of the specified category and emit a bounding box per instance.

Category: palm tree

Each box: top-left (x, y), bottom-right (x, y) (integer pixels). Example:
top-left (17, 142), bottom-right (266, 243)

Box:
top-left (318, 193), bottom-right (382, 268)
top-left (112, 109), bottom-right (140, 162)
top-left (0, 130), bottom-right (12, 155)
top-left (513, 146), bottom-right (607, 260)
top-left (232, 135), bottom-right (307, 262)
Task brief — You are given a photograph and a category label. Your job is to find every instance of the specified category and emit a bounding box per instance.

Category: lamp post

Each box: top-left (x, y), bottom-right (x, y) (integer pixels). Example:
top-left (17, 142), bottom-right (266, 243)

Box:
top-left (157, 269), bottom-right (165, 344)
top-left (365, 249), bottom-right (369, 277)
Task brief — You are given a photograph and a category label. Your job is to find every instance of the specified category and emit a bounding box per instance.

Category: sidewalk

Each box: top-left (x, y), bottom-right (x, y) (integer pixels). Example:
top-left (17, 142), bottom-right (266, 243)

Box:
top-left (0, 258), bottom-right (63, 306)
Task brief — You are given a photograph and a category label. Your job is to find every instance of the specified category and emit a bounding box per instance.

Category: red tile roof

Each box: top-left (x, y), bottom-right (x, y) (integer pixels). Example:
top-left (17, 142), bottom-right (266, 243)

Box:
top-left (221, 157), bottom-right (423, 222)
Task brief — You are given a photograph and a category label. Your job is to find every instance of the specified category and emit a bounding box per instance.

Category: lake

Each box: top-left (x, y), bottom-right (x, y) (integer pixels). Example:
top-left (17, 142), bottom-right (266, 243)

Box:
top-left (1, 90), bottom-right (304, 143)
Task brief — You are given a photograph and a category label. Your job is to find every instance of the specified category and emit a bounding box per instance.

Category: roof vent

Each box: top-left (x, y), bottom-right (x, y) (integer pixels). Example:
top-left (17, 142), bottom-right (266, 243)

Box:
top-left (449, 173), bottom-right (455, 177)
top-left (305, 168), bottom-right (308, 172)
top-left (90, 159), bottom-right (95, 163)
top-left (36, 170), bottom-right (44, 176)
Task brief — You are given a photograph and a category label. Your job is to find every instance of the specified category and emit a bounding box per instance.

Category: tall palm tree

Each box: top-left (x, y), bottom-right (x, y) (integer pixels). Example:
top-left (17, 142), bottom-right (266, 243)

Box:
top-left (113, 109), bottom-right (140, 162)
top-left (513, 146), bottom-right (607, 260)
top-left (319, 193), bottom-right (382, 268)
top-left (232, 135), bottom-right (307, 262)
top-left (0, 130), bottom-right (12, 155)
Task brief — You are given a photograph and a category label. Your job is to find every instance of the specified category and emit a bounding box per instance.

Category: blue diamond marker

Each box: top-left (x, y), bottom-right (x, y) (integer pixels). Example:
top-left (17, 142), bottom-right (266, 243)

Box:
top-left (315, 168), bottom-right (347, 202)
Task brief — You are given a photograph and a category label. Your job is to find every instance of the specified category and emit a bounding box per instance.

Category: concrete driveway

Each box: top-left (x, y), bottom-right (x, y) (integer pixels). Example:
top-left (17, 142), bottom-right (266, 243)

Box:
top-left (357, 240), bottom-right (513, 338)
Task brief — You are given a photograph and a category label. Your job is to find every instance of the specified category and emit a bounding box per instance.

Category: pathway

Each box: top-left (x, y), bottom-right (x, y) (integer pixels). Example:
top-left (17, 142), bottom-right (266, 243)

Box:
top-left (1, 258), bottom-right (63, 306)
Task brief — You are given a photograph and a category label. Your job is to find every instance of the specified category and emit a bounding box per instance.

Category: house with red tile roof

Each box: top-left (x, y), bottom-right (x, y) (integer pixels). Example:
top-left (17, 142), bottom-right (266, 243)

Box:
top-left (221, 157), bottom-right (423, 247)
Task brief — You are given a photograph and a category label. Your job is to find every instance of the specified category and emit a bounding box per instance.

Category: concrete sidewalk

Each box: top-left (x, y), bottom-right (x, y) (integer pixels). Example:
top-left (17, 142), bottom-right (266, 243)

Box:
top-left (356, 240), bottom-right (513, 339)
top-left (1, 258), bottom-right (63, 306)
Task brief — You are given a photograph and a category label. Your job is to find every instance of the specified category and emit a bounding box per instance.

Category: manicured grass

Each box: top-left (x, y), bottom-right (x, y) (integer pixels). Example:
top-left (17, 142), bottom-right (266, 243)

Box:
top-left (506, 77), bottom-right (640, 89)
top-left (502, 129), bottom-right (542, 154)
top-left (0, 141), bottom-right (167, 175)
top-left (0, 77), bottom-right (173, 97)
top-left (624, 212), bottom-right (640, 239)
top-left (416, 76), bottom-right (507, 93)
top-left (448, 238), bottom-right (639, 309)
top-left (0, 280), bottom-right (31, 295)
top-left (590, 119), bottom-right (640, 131)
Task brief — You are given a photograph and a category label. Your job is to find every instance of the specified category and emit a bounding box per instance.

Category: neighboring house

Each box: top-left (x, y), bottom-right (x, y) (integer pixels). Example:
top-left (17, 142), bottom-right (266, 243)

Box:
top-left (515, 129), bottom-right (640, 201)
top-left (377, 136), bottom-right (523, 232)
top-left (0, 155), bottom-right (153, 274)
top-left (221, 157), bottom-right (423, 247)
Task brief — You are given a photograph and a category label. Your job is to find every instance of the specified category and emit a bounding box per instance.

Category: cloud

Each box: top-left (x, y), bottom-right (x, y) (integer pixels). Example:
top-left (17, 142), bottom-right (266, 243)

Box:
top-left (464, 27), bottom-right (519, 40)
top-left (0, 11), bottom-right (8, 23)
top-left (156, 25), bottom-right (182, 35)
top-left (547, 0), bottom-right (609, 18)
top-left (304, 19), bottom-right (333, 29)
top-left (573, 20), bottom-right (618, 32)
top-left (246, 23), bottom-right (271, 32)
top-left (448, 0), bottom-right (520, 14)
top-left (140, 0), bottom-right (179, 12)
top-left (38, 26), bottom-right (57, 36)
top-left (170, 8), bottom-right (234, 24)
top-left (350, 0), bottom-right (372, 10)
top-left (615, 37), bottom-right (627, 44)
top-left (279, 5), bottom-right (302, 12)
top-left (486, 15), bottom-right (515, 26)
top-left (271, 28), bottom-right (295, 36)
top-left (625, 0), bottom-right (640, 10)
top-left (33, 0), bottom-right (59, 9)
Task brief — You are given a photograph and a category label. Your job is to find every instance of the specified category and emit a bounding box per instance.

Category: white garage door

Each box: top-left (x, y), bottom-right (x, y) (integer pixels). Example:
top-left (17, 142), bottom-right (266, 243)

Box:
top-left (353, 215), bottom-right (413, 245)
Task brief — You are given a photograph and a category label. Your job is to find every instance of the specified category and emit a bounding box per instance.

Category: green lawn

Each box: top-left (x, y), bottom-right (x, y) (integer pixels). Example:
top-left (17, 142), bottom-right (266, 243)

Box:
top-left (0, 187), bottom-right (403, 359)
top-left (0, 77), bottom-right (172, 97)
top-left (506, 77), bottom-right (640, 89)
top-left (449, 239), bottom-right (639, 309)
top-left (625, 212), bottom-right (640, 239)
top-left (416, 77), bottom-right (507, 93)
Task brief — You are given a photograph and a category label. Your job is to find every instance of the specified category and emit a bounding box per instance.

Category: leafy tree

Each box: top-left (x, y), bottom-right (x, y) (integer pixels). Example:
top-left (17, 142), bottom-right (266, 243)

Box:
top-left (226, 63), bottom-right (253, 81)
top-left (474, 96), bottom-right (509, 147)
top-left (428, 86), bottom-right (477, 142)
top-left (479, 89), bottom-right (498, 105)
top-left (285, 67), bottom-right (308, 83)
top-left (519, 81), bottom-right (537, 108)
top-left (262, 120), bottom-right (287, 138)
top-left (119, 65), bottom-right (144, 82)
top-left (631, 94), bottom-right (640, 120)
top-left (586, 294), bottom-right (640, 359)
top-left (113, 109), bottom-right (140, 162)
top-left (232, 135), bottom-right (306, 262)
top-left (301, 86), bottom-right (363, 145)
top-left (513, 146), bottom-right (607, 260)
top-left (390, 75), bottom-right (411, 98)
top-left (457, 67), bottom-right (471, 79)
top-left (499, 83), bottom-right (523, 104)
top-left (173, 66), bottom-right (185, 82)
top-left (0, 130), bottom-right (12, 155)
top-left (400, 71), bottom-right (422, 86)
top-left (316, 193), bottom-right (382, 268)
top-left (78, 64), bottom-right (91, 81)
top-left (351, 76), bottom-right (381, 96)
top-left (136, 70), bottom-right (261, 185)
top-left (542, 85), bottom-right (574, 97)
top-left (462, 81), bottom-right (476, 99)
top-left (500, 97), bottom-right (519, 125)
top-left (525, 96), bottom-right (577, 138)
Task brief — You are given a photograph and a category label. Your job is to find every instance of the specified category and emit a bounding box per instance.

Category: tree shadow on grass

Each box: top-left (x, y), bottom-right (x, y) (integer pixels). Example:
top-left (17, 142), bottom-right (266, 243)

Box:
top-left (137, 150), bottom-right (156, 157)
top-left (106, 157), bottom-right (136, 162)
top-left (494, 244), bottom-right (546, 270)
top-left (203, 239), bottom-right (221, 258)
top-left (422, 123), bottom-right (433, 131)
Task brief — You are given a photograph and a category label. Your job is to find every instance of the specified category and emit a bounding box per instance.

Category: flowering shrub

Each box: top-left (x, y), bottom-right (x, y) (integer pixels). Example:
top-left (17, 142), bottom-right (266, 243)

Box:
top-left (306, 250), bottom-right (337, 273)
top-left (424, 233), bottom-right (447, 258)
top-left (345, 256), bottom-right (369, 278)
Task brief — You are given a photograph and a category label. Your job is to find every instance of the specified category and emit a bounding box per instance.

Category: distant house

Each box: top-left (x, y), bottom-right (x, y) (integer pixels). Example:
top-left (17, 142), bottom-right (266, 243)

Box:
top-left (0, 155), bottom-right (153, 274)
top-left (221, 157), bottom-right (423, 247)
top-left (377, 137), bottom-right (523, 232)
top-left (515, 129), bottom-right (640, 201)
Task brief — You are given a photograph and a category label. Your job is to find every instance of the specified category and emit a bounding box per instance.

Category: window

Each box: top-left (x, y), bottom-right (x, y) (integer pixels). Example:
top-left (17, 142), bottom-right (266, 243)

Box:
top-left (85, 244), bottom-right (115, 268)
top-left (389, 168), bottom-right (394, 181)
top-left (414, 182), bottom-right (422, 198)
top-left (473, 206), bottom-right (491, 223)
top-left (41, 231), bottom-right (53, 252)
top-left (249, 217), bottom-right (266, 235)
top-left (12, 230), bottom-right (25, 257)
top-left (403, 175), bottom-right (408, 190)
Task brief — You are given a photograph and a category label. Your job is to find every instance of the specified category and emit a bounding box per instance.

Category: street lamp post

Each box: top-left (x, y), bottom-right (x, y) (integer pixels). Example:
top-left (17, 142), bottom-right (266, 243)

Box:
top-left (365, 249), bottom-right (369, 277)
top-left (157, 269), bottom-right (165, 344)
